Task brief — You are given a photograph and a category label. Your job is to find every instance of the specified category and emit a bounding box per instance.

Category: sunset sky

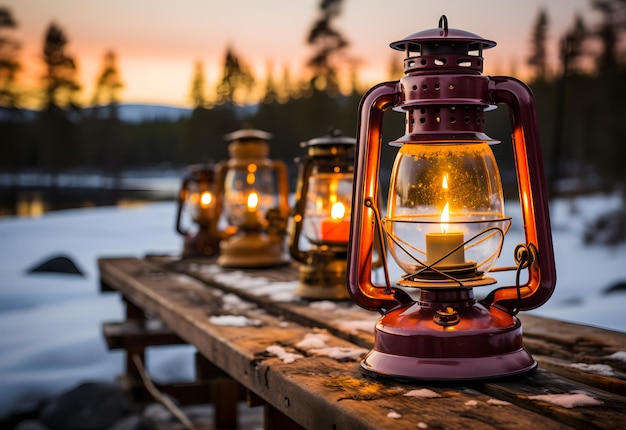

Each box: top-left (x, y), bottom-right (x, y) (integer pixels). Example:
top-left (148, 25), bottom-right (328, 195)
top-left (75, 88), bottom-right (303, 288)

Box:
top-left (4, 0), bottom-right (595, 107)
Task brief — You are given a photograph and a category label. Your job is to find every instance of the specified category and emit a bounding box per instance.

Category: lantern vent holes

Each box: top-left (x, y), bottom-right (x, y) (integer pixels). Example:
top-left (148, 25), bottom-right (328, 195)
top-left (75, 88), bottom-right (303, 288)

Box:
top-left (406, 105), bottom-right (485, 131)
top-left (402, 55), bottom-right (483, 74)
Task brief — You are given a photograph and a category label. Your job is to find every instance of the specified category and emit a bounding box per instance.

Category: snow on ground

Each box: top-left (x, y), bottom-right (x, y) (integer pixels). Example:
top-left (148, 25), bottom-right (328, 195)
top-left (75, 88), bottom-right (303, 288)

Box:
top-left (0, 195), bottom-right (625, 418)
top-left (0, 202), bottom-right (194, 417)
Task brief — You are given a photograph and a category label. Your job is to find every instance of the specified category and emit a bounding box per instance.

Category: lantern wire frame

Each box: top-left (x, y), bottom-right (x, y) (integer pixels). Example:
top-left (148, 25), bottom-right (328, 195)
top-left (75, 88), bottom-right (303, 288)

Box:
top-left (366, 196), bottom-right (538, 292)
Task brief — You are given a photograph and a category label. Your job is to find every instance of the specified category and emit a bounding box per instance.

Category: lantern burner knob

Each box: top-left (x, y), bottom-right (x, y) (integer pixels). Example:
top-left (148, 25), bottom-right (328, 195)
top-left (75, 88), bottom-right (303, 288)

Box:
top-left (434, 306), bottom-right (460, 326)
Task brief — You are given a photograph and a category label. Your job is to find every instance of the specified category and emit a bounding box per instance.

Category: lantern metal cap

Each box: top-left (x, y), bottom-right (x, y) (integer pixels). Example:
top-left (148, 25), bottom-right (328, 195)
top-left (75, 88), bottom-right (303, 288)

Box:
top-left (224, 128), bottom-right (273, 143)
top-left (390, 15), bottom-right (496, 54)
top-left (185, 162), bottom-right (215, 181)
top-left (300, 129), bottom-right (356, 148)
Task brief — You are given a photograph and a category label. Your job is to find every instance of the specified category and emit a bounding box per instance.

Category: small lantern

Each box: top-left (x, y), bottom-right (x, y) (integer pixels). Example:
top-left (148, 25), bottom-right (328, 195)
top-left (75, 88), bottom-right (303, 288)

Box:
top-left (175, 163), bottom-right (220, 257)
top-left (290, 129), bottom-right (356, 300)
top-left (347, 16), bottom-right (556, 380)
top-left (215, 128), bottom-right (290, 268)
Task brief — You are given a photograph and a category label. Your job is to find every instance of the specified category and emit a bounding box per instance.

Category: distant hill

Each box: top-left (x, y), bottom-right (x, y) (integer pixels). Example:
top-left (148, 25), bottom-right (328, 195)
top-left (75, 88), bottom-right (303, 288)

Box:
top-left (1, 103), bottom-right (258, 123)
top-left (116, 104), bottom-right (192, 123)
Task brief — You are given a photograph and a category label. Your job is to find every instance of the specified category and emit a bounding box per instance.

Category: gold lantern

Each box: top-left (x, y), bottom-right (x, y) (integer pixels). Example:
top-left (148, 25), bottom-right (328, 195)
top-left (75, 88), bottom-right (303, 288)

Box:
top-left (215, 129), bottom-right (290, 268)
top-left (290, 130), bottom-right (356, 299)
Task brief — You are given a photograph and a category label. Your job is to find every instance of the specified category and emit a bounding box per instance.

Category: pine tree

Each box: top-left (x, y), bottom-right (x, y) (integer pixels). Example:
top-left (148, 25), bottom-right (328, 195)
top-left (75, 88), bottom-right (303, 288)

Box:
top-left (262, 60), bottom-right (278, 104)
top-left (190, 60), bottom-right (206, 108)
top-left (306, 0), bottom-right (348, 95)
top-left (42, 22), bottom-right (80, 108)
top-left (215, 46), bottom-right (255, 106)
top-left (0, 6), bottom-right (21, 108)
top-left (527, 8), bottom-right (549, 82)
top-left (92, 50), bottom-right (123, 107)
top-left (278, 63), bottom-right (293, 102)
top-left (38, 22), bottom-right (80, 177)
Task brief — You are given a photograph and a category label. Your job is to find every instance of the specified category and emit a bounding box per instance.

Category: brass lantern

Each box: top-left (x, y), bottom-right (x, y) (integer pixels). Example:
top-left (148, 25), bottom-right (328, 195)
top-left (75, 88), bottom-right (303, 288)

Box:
top-left (347, 16), bottom-right (556, 380)
top-left (215, 129), bottom-right (290, 268)
top-left (175, 163), bottom-right (220, 257)
top-left (290, 130), bottom-right (356, 300)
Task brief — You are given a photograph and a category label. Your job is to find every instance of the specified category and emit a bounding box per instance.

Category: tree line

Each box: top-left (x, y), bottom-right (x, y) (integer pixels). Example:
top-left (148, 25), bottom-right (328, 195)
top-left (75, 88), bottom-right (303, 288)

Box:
top-left (1, 1), bottom-right (626, 219)
top-left (0, 1), bottom-right (387, 184)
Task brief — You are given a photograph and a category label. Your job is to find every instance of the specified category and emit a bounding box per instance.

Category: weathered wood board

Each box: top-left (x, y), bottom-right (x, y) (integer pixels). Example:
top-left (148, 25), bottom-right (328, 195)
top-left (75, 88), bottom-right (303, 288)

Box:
top-left (99, 256), bottom-right (626, 429)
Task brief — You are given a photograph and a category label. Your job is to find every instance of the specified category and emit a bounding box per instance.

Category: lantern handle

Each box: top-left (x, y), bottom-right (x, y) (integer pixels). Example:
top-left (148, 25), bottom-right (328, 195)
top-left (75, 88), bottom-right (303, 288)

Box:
top-left (483, 76), bottom-right (557, 312)
top-left (289, 156), bottom-right (314, 263)
top-left (213, 161), bottom-right (229, 233)
top-left (272, 159), bottom-right (291, 220)
top-left (348, 81), bottom-right (413, 312)
top-left (175, 176), bottom-right (191, 237)
top-left (438, 15), bottom-right (449, 36)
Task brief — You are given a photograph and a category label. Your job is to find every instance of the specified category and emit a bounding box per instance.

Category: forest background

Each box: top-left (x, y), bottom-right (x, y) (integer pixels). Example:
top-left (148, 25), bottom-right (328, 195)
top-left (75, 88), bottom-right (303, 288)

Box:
top-left (1, 0), bottom-right (626, 243)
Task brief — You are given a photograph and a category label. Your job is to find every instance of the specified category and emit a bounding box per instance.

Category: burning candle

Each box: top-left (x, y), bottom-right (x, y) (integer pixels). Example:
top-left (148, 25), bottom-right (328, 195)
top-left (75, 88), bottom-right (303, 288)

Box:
top-left (244, 191), bottom-right (260, 226)
top-left (200, 191), bottom-right (213, 208)
top-left (321, 201), bottom-right (350, 242)
top-left (195, 191), bottom-right (214, 223)
top-left (425, 202), bottom-right (466, 266)
top-left (247, 192), bottom-right (258, 210)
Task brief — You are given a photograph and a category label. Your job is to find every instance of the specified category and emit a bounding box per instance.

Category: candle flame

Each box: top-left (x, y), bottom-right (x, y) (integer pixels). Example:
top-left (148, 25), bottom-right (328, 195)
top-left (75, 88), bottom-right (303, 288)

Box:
top-left (200, 191), bottom-right (212, 207)
top-left (247, 192), bottom-right (259, 210)
top-left (330, 201), bottom-right (346, 220)
top-left (316, 196), bottom-right (324, 212)
top-left (440, 202), bottom-right (450, 234)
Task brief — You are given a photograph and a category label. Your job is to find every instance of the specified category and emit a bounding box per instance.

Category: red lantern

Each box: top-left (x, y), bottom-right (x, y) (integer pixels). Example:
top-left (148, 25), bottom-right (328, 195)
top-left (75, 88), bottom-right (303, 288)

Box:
top-left (347, 16), bottom-right (556, 380)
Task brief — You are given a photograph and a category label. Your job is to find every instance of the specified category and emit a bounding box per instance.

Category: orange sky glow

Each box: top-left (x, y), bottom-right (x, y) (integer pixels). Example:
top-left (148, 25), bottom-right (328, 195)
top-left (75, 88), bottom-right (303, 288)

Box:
top-left (4, 0), bottom-right (596, 108)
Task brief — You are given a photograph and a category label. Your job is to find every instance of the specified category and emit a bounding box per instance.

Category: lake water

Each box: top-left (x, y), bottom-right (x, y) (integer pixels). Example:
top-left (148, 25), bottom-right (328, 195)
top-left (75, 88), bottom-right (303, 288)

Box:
top-left (0, 171), bottom-right (183, 218)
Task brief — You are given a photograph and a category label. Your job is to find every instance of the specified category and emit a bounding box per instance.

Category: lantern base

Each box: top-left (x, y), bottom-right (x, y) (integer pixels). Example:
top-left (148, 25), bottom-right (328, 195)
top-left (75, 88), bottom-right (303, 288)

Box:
top-left (217, 231), bottom-right (289, 268)
top-left (361, 349), bottom-right (536, 381)
top-left (362, 297), bottom-right (536, 380)
top-left (295, 259), bottom-right (349, 300)
top-left (181, 228), bottom-right (220, 258)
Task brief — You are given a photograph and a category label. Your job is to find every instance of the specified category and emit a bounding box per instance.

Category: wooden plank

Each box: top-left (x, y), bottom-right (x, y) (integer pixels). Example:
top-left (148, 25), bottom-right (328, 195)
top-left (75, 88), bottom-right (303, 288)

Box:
top-left (99, 257), bottom-right (626, 429)
top-left (518, 314), bottom-right (626, 395)
top-left (102, 320), bottom-right (185, 350)
top-left (166, 258), bottom-right (626, 395)
top-left (166, 257), bottom-right (378, 348)
top-left (530, 353), bottom-right (626, 396)
top-left (481, 369), bottom-right (626, 430)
